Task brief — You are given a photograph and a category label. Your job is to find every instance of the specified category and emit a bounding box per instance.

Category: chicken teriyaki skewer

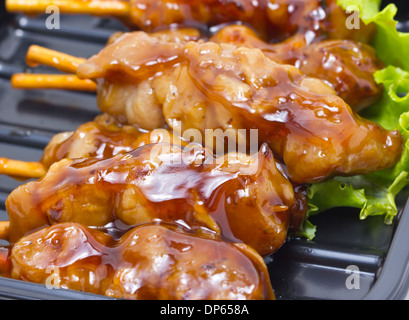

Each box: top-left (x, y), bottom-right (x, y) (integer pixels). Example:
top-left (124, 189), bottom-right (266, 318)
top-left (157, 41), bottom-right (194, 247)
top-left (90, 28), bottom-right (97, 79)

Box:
top-left (0, 222), bottom-right (275, 300)
top-left (0, 113), bottom-right (186, 180)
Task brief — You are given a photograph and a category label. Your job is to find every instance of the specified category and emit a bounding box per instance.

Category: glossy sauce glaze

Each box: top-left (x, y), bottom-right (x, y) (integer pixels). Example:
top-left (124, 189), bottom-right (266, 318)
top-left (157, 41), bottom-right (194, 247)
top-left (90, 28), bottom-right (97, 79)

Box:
top-left (6, 143), bottom-right (295, 256)
top-left (128, 0), bottom-right (375, 43)
top-left (210, 25), bottom-right (384, 111)
top-left (40, 114), bottom-right (145, 169)
top-left (77, 32), bottom-right (403, 184)
top-left (6, 223), bottom-right (275, 300)
top-left (40, 113), bottom-right (189, 169)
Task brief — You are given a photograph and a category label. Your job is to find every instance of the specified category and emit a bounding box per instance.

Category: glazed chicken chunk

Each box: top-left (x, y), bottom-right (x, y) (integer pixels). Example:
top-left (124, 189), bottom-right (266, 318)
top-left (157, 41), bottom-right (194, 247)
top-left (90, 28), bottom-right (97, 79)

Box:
top-left (3, 223), bottom-right (275, 300)
top-left (40, 113), bottom-right (186, 170)
top-left (6, 0), bottom-right (375, 43)
top-left (211, 25), bottom-right (384, 111)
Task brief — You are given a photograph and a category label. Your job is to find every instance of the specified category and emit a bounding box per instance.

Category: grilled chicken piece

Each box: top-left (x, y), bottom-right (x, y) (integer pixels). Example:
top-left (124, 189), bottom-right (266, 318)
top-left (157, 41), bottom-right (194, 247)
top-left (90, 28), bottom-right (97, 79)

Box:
top-left (76, 32), bottom-right (402, 184)
top-left (5, 222), bottom-right (275, 300)
top-left (41, 113), bottom-right (186, 169)
top-left (6, 143), bottom-right (295, 256)
top-left (211, 25), bottom-right (384, 111)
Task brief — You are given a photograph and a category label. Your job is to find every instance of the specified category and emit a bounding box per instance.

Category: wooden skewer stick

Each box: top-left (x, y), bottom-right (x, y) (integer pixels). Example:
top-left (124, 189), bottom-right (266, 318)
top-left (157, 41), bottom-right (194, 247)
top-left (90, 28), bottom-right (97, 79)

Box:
top-left (6, 0), bottom-right (130, 17)
top-left (26, 45), bottom-right (86, 74)
top-left (11, 74), bottom-right (97, 91)
top-left (0, 221), bottom-right (9, 240)
top-left (0, 158), bottom-right (46, 179)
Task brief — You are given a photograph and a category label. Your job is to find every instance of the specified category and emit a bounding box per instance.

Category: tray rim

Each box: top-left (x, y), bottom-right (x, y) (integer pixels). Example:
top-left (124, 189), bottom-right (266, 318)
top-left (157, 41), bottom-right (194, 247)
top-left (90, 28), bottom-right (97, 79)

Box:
top-left (363, 199), bottom-right (409, 300)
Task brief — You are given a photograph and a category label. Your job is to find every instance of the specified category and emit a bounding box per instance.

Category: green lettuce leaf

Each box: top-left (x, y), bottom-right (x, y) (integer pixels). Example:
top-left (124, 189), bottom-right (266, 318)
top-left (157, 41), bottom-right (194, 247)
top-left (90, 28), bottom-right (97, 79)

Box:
top-left (298, 1), bottom-right (409, 240)
top-left (362, 66), bottom-right (409, 130)
top-left (338, 0), bottom-right (409, 69)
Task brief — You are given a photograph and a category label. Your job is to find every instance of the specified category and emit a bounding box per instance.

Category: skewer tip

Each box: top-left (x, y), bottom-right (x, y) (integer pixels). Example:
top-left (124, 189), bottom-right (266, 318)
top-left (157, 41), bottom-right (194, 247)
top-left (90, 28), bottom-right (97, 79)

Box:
top-left (6, 0), bottom-right (130, 17)
top-left (0, 158), bottom-right (46, 179)
top-left (11, 73), bottom-right (97, 92)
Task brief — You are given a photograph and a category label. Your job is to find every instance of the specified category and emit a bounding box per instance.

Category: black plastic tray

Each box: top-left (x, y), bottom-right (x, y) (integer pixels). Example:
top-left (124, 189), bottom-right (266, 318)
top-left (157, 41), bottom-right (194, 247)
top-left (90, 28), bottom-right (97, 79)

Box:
top-left (0, 0), bottom-right (409, 300)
